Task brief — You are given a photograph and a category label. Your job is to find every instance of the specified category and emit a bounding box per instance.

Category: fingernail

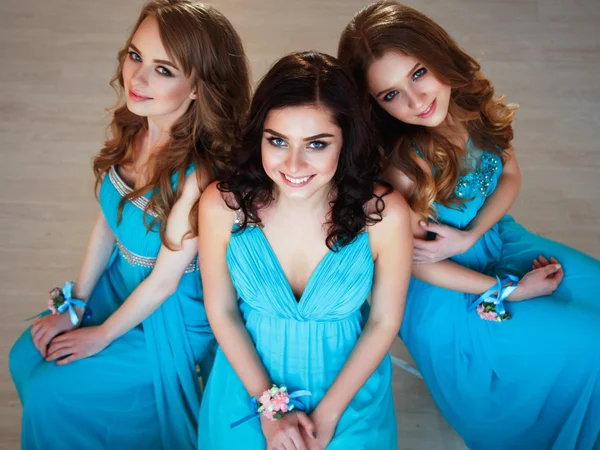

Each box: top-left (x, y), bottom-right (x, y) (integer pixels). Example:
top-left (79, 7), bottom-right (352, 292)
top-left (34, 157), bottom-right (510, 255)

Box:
top-left (312, 432), bottom-right (317, 438)
top-left (419, 221), bottom-right (426, 227)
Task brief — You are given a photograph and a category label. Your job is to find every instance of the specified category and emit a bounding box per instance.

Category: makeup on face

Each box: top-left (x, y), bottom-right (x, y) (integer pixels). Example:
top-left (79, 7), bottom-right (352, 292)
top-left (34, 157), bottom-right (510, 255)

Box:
top-left (261, 105), bottom-right (342, 201)
top-left (367, 51), bottom-right (451, 127)
top-left (121, 15), bottom-right (195, 123)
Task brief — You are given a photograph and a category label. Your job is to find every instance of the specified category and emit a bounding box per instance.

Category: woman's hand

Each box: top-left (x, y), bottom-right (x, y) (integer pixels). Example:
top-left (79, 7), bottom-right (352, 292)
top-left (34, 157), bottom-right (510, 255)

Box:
top-left (507, 257), bottom-right (563, 301)
top-left (45, 326), bottom-right (110, 365)
top-left (261, 411), bottom-right (316, 450)
top-left (413, 221), bottom-right (476, 264)
top-left (31, 312), bottom-right (78, 358)
top-left (302, 407), bottom-right (338, 450)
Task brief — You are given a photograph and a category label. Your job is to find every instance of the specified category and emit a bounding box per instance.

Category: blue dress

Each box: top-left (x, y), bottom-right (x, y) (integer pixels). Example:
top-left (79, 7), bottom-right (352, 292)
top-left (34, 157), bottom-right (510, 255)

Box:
top-left (401, 141), bottom-right (600, 449)
top-left (198, 225), bottom-right (397, 449)
top-left (9, 166), bottom-right (215, 450)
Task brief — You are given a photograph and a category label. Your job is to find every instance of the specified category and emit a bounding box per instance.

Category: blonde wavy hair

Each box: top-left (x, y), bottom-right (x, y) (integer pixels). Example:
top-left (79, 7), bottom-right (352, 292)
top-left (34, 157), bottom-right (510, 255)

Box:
top-left (93, 0), bottom-right (250, 246)
top-left (338, 1), bottom-right (517, 219)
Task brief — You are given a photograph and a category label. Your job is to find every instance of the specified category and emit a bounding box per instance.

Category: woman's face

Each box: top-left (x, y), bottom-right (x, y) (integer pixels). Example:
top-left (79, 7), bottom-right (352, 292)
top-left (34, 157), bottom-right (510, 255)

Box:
top-left (261, 104), bottom-right (343, 202)
top-left (367, 51), bottom-right (451, 127)
top-left (121, 15), bottom-right (196, 124)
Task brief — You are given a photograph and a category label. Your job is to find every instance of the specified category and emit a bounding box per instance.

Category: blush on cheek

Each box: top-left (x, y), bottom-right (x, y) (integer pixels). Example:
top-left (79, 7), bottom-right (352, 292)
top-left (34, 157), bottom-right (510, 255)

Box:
top-left (322, 154), bottom-right (341, 179)
top-left (157, 77), bottom-right (194, 104)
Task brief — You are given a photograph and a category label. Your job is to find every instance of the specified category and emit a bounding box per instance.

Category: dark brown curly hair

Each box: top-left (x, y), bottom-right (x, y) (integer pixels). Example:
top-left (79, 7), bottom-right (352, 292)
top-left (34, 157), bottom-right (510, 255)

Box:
top-left (218, 51), bottom-right (390, 249)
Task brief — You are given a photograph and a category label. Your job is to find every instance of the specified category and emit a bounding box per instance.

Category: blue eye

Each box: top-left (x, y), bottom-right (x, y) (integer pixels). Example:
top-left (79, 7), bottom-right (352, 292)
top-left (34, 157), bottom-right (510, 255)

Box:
top-left (128, 51), bottom-right (142, 62)
top-left (156, 66), bottom-right (173, 77)
top-left (308, 141), bottom-right (327, 150)
top-left (412, 67), bottom-right (427, 80)
top-left (268, 137), bottom-right (286, 147)
top-left (383, 90), bottom-right (399, 102)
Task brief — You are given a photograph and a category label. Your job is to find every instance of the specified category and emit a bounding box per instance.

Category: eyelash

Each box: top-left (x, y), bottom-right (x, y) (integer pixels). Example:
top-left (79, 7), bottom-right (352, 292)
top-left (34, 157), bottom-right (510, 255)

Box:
top-left (382, 67), bottom-right (427, 102)
top-left (267, 137), bottom-right (287, 147)
top-left (412, 67), bottom-right (427, 80)
top-left (157, 66), bottom-right (173, 77)
top-left (127, 51), bottom-right (173, 77)
top-left (128, 51), bottom-right (142, 63)
top-left (383, 91), bottom-right (399, 102)
top-left (308, 140), bottom-right (327, 150)
top-left (266, 137), bottom-right (328, 150)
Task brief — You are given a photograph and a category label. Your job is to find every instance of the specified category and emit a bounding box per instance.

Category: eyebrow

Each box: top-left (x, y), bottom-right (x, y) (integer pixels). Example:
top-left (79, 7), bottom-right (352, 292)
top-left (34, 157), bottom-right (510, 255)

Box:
top-left (129, 43), bottom-right (180, 70)
top-left (375, 61), bottom-right (421, 98)
top-left (264, 129), bottom-right (335, 141)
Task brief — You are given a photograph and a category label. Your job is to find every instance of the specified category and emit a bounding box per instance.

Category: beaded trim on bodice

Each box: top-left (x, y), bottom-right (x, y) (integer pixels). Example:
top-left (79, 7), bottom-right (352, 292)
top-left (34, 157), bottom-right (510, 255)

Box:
top-left (414, 144), bottom-right (501, 199)
top-left (455, 150), bottom-right (501, 198)
top-left (108, 166), bottom-right (159, 218)
top-left (116, 239), bottom-right (198, 274)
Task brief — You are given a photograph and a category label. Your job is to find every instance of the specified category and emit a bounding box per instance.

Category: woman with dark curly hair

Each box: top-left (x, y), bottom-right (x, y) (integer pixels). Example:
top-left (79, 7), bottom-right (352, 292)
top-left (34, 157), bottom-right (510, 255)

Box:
top-left (9, 1), bottom-right (250, 448)
top-left (339, 2), bottom-right (600, 449)
top-left (196, 51), bottom-right (413, 449)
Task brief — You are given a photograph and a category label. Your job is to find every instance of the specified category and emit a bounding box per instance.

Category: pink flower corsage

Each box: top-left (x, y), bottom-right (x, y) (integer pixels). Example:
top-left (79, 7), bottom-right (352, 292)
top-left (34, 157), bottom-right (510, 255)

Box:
top-left (476, 302), bottom-right (512, 322)
top-left (258, 385), bottom-right (292, 421)
top-left (45, 281), bottom-right (89, 325)
top-left (470, 274), bottom-right (519, 323)
top-left (26, 281), bottom-right (91, 325)
top-left (48, 287), bottom-right (65, 315)
top-left (230, 384), bottom-right (311, 429)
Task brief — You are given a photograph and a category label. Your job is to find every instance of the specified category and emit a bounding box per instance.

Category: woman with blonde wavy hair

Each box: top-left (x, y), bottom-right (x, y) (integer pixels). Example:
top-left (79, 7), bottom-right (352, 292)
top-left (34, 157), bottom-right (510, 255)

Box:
top-left (339, 2), bottom-right (600, 449)
top-left (9, 1), bottom-right (250, 448)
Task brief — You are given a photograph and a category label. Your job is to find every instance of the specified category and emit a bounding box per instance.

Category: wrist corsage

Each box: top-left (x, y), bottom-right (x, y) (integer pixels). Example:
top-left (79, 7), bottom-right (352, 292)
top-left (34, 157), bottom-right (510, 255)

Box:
top-left (470, 274), bottom-right (519, 322)
top-left (48, 281), bottom-right (89, 326)
top-left (27, 281), bottom-right (91, 325)
top-left (230, 384), bottom-right (311, 429)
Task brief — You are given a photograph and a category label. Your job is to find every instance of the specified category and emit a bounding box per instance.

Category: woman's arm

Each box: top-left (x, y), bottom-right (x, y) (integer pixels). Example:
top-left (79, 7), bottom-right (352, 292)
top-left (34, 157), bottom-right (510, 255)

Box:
top-left (199, 183), bottom-right (271, 397)
top-left (198, 183), bottom-right (314, 450)
top-left (72, 212), bottom-right (117, 302)
top-left (45, 172), bottom-right (203, 363)
top-left (309, 190), bottom-right (413, 447)
top-left (464, 147), bottom-right (521, 240)
top-left (31, 212), bottom-right (116, 357)
top-left (407, 202), bottom-right (562, 298)
top-left (387, 149), bottom-right (522, 263)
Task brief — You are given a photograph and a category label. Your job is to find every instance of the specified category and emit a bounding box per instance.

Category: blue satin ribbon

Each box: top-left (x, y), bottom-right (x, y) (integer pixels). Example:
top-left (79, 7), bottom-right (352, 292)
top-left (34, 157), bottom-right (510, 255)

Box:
top-left (469, 274), bottom-right (519, 318)
top-left (26, 281), bottom-right (91, 325)
top-left (56, 281), bottom-right (88, 326)
top-left (230, 390), bottom-right (312, 429)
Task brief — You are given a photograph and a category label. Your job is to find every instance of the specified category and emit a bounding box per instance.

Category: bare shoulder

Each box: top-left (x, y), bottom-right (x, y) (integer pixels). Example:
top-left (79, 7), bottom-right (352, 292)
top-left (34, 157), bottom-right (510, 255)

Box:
top-left (503, 144), bottom-right (517, 161)
top-left (383, 157), bottom-right (432, 199)
top-left (366, 185), bottom-right (412, 259)
top-left (198, 181), bottom-right (237, 225)
top-left (366, 183), bottom-right (410, 222)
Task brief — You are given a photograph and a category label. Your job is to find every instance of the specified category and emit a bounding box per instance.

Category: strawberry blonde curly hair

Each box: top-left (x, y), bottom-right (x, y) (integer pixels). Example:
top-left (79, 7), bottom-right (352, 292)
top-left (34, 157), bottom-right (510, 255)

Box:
top-left (338, 1), bottom-right (517, 219)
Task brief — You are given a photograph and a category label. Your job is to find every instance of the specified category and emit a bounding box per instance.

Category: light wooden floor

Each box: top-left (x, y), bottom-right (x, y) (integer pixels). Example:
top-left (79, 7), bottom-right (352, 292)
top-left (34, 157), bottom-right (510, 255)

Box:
top-left (1, 0), bottom-right (598, 449)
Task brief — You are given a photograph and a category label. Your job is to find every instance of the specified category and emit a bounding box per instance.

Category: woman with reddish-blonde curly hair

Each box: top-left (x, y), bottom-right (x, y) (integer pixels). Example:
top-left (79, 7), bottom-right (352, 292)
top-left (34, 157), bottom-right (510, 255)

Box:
top-left (339, 2), bottom-right (600, 449)
top-left (9, 1), bottom-right (250, 448)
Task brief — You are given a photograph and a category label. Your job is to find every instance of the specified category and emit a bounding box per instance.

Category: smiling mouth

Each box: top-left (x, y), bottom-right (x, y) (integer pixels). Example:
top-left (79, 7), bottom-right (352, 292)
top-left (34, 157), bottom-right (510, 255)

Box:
top-left (280, 173), bottom-right (315, 187)
top-left (417, 99), bottom-right (436, 118)
top-left (128, 89), bottom-right (152, 101)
